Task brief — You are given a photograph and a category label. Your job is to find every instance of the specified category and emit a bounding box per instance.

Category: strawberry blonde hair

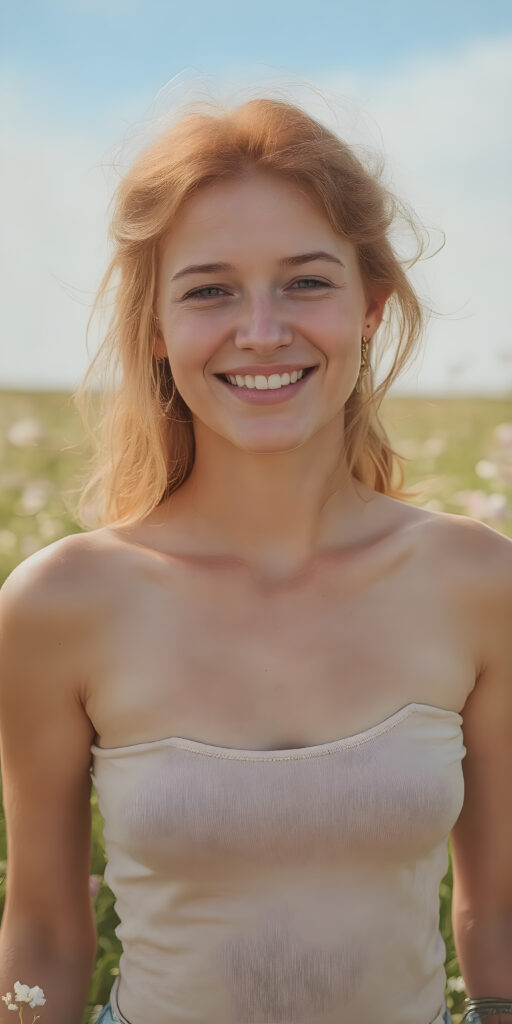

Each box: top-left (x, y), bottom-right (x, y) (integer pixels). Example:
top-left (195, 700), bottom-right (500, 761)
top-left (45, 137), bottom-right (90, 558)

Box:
top-left (69, 95), bottom-right (432, 529)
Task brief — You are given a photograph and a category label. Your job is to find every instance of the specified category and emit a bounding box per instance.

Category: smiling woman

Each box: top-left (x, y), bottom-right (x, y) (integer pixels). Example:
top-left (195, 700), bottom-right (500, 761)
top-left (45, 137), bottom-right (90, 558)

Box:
top-left (1, 92), bottom-right (511, 1024)
top-left (150, 164), bottom-right (395, 452)
top-left (69, 95), bottom-right (430, 532)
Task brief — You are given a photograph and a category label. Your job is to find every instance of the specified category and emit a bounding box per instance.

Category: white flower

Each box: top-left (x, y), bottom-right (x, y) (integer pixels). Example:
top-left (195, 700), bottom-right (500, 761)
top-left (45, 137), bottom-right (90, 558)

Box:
top-left (493, 422), bottom-right (512, 449)
top-left (447, 974), bottom-right (466, 993)
top-left (13, 982), bottom-right (32, 1002)
top-left (2, 981), bottom-right (47, 1013)
top-left (27, 986), bottom-right (46, 1008)
top-left (89, 873), bottom-right (101, 899)
top-left (20, 480), bottom-right (54, 515)
top-left (422, 437), bottom-right (447, 458)
top-left (483, 492), bottom-right (509, 520)
top-left (475, 459), bottom-right (499, 479)
top-left (7, 418), bottom-right (47, 447)
top-left (1, 991), bottom-right (19, 1010)
top-left (452, 489), bottom-right (509, 522)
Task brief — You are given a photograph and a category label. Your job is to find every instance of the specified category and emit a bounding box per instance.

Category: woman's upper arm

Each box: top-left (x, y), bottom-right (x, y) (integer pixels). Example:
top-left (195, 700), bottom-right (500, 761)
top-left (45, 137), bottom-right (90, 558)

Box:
top-left (449, 518), bottom-right (512, 918)
top-left (0, 537), bottom-right (97, 955)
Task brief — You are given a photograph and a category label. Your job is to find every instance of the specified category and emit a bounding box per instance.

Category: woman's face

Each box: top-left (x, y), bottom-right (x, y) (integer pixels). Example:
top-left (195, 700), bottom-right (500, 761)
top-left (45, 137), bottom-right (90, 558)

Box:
top-left (155, 169), bottom-right (384, 454)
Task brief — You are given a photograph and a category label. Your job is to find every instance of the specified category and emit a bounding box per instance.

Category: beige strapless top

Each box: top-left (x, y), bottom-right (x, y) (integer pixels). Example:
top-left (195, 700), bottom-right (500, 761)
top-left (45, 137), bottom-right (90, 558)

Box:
top-left (89, 701), bottom-right (466, 1024)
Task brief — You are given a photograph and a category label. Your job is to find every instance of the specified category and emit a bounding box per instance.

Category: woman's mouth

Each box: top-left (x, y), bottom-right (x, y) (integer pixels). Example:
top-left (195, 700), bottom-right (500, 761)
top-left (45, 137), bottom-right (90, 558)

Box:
top-left (214, 365), bottom-right (318, 405)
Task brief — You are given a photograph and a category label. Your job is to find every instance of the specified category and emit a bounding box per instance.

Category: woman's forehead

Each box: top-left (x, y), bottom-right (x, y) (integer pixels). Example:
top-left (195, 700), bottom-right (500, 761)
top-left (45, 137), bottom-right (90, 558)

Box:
top-left (176, 169), bottom-right (325, 222)
top-left (158, 174), bottom-right (351, 272)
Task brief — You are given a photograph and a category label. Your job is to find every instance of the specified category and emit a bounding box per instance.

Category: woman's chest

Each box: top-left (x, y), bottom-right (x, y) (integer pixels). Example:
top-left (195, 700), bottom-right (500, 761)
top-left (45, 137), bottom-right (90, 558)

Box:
top-left (85, 531), bottom-right (476, 751)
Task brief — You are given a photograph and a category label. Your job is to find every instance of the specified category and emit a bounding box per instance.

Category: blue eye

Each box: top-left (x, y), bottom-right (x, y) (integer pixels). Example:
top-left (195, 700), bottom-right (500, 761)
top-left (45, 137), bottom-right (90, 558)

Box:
top-left (291, 278), bottom-right (330, 289)
top-left (183, 278), bottom-right (330, 300)
top-left (185, 286), bottom-right (225, 299)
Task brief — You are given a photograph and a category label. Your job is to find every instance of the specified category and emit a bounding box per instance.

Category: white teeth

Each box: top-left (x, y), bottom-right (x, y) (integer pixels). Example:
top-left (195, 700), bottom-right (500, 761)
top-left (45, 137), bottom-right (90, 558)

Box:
top-left (225, 369), bottom-right (307, 389)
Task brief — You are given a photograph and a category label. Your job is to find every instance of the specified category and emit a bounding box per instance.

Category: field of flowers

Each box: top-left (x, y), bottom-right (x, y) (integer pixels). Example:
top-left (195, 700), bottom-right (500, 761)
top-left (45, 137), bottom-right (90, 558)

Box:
top-left (0, 388), bottom-right (511, 1023)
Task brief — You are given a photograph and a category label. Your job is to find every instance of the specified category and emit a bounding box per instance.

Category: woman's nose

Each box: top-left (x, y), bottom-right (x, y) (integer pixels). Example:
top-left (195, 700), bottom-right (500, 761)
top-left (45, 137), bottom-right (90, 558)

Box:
top-left (234, 296), bottom-right (293, 350)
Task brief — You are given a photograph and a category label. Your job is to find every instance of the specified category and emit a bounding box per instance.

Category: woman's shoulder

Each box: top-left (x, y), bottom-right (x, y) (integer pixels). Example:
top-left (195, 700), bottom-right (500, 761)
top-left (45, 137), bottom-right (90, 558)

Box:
top-left (377, 496), bottom-right (511, 598)
top-left (408, 504), bottom-right (512, 571)
top-left (0, 527), bottom-right (121, 614)
top-left (408, 506), bottom-right (512, 645)
top-left (383, 493), bottom-right (509, 552)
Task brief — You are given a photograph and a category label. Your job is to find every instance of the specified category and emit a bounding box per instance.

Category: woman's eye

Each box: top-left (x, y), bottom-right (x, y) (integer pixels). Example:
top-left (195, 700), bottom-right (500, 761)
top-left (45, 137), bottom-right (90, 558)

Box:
top-left (184, 286), bottom-right (226, 299)
top-left (290, 278), bottom-right (330, 290)
top-left (183, 278), bottom-right (330, 301)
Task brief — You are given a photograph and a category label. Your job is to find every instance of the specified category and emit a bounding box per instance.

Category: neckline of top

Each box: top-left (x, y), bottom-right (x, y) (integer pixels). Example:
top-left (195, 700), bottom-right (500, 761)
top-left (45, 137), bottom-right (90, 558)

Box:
top-left (90, 702), bottom-right (464, 761)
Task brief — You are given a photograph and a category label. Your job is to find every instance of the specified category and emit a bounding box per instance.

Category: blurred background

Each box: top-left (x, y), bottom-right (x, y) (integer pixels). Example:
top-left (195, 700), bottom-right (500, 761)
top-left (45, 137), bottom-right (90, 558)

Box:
top-left (1, 2), bottom-right (511, 1021)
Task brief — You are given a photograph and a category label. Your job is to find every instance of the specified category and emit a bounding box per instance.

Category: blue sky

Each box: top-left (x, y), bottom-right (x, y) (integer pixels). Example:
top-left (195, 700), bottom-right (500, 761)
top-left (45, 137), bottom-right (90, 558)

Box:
top-left (3, 0), bottom-right (512, 126)
top-left (1, 1), bottom-right (512, 393)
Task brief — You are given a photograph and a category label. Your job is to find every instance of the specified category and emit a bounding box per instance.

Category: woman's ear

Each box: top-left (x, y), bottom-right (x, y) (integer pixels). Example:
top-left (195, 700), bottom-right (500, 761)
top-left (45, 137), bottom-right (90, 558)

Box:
top-left (364, 286), bottom-right (391, 334)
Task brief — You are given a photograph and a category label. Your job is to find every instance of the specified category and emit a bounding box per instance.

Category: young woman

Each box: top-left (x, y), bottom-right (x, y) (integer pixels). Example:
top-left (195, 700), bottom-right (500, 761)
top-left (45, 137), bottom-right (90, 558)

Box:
top-left (0, 97), bottom-right (511, 1024)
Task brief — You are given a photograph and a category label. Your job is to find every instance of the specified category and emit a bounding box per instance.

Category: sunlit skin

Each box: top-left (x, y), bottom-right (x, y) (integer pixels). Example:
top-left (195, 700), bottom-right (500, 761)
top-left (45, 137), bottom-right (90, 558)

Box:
top-left (153, 169), bottom-right (388, 581)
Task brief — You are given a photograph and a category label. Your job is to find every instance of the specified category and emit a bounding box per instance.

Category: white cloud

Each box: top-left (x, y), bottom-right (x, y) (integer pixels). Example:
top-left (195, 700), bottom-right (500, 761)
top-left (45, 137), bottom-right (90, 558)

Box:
top-left (1, 38), bottom-right (511, 393)
top-left (316, 37), bottom-right (512, 393)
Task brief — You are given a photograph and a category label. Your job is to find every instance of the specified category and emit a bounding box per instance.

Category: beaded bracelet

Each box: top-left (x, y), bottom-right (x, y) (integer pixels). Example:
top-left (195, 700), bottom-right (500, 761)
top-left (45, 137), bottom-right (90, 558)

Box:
top-left (461, 997), bottom-right (512, 1022)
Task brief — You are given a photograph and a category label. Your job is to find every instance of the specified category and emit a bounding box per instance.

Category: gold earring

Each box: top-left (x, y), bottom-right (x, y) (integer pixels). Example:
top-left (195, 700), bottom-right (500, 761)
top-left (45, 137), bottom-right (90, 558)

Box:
top-left (355, 336), bottom-right (370, 393)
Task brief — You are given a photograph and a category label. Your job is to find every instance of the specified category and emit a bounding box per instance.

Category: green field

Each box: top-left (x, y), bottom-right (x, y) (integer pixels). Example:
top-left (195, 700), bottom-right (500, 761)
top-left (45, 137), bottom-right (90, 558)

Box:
top-left (1, 389), bottom-right (511, 1023)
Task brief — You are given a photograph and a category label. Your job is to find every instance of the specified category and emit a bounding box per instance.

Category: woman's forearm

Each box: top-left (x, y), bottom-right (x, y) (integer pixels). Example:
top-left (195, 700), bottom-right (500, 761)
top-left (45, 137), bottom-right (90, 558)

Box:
top-left (453, 909), bottom-right (512, 996)
top-left (0, 929), bottom-right (96, 1024)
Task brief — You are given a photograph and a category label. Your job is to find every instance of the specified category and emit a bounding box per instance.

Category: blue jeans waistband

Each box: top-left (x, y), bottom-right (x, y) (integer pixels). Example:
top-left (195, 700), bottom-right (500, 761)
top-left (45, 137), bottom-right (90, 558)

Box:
top-left (93, 976), bottom-right (454, 1024)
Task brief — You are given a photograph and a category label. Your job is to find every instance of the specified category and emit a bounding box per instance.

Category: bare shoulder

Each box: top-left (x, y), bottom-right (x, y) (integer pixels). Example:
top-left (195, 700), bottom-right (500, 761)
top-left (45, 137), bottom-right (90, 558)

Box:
top-left (0, 527), bottom-right (117, 609)
top-left (417, 508), bottom-right (512, 677)
top-left (416, 507), bottom-right (512, 587)
top-left (376, 495), bottom-right (512, 585)
top-left (0, 529), bottom-right (121, 698)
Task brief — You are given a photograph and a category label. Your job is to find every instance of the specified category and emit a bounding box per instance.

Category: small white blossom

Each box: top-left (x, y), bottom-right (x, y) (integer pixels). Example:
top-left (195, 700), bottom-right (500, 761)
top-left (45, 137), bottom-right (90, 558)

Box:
top-left (27, 986), bottom-right (46, 1008)
top-left (447, 974), bottom-right (466, 993)
top-left (2, 981), bottom-right (46, 1017)
top-left (475, 459), bottom-right (499, 480)
top-left (7, 418), bottom-right (47, 447)
top-left (422, 437), bottom-right (447, 458)
top-left (494, 422), bottom-right (512, 449)
top-left (452, 489), bottom-right (509, 522)
top-left (13, 982), bottom-right (32, 1003)
top-left (1, 990), bottom-right (18, 1010)
top-left (20, 480), bottom-right (53, 516)
top-left (89, 873), bottom-right (101, 899)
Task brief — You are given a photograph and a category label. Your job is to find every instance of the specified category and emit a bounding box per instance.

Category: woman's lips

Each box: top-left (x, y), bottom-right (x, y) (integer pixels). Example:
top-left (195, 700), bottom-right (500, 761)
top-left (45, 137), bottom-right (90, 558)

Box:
top-left (214, 365), bottom-right (318, 404)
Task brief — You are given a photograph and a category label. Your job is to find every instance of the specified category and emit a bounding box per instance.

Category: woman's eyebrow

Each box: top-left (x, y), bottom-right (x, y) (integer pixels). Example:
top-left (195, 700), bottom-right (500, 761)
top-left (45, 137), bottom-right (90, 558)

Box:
top-left (170, 251), bottom-right (345, 283)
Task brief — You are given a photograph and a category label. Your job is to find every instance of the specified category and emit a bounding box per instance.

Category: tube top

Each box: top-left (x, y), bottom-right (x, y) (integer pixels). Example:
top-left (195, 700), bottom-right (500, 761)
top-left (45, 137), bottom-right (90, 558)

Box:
top-left (89, 701), bottom-right (466, 1024)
